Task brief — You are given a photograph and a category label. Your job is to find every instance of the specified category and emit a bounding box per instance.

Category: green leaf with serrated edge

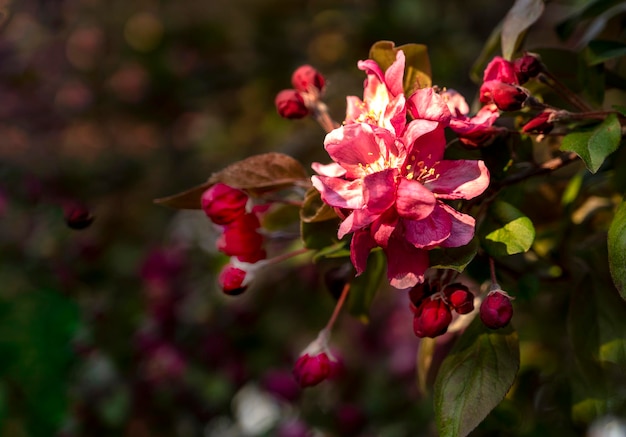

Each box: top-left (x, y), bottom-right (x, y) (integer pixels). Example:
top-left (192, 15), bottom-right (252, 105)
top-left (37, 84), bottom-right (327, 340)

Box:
top-left (501, 0), bottom-right (545, 60)
top-left (430, 237), bottom-right (479, 272)
top-left (155, 153), bottom-right (309, 209)
top-left (348, 249), bottom-right (385, 323)
top-left (608, 199), bottom-right (626, 300)
top-left (434, 318), bottom-right (520, 437)
top-left (561, 114), bottom-right (622, 174)
top-left (586, 40), bottom-right (626, 66)
top-left (482, 201), bottom-right (535, 257)
top-left (369, 41), bottom-right (432, 95)
top-left (300, 187), bottom-right (338, 223)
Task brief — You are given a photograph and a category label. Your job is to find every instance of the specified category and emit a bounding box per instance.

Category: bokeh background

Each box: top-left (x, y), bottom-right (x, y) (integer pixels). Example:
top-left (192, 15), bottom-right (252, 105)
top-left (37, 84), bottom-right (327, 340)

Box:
top-left (0, 0), bottom-right (543, 436)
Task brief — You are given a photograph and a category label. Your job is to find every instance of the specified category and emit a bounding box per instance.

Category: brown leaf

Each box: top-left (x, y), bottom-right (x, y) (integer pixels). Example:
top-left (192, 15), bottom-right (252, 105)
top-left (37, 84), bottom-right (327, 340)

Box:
top-left (154, 153), bottom-right (309, 210)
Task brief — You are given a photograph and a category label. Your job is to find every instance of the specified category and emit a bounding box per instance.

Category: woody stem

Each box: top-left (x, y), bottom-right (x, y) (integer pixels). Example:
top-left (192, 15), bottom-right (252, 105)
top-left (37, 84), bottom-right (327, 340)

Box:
top-left (323, 282), bottom-right (351, 333)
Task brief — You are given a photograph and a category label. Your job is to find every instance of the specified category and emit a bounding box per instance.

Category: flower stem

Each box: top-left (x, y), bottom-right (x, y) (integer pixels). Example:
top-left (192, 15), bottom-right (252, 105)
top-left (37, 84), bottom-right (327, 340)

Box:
top-left (489, 257), bottom-right (500, 290)
top-left (312, 101), bottom-right (340, 134)
top-left (323, 282), bottom-right (351, 333)
top-left (538, 72), bottom-right (593, 112)
top-left (267, 247), bottom-right (311, 265)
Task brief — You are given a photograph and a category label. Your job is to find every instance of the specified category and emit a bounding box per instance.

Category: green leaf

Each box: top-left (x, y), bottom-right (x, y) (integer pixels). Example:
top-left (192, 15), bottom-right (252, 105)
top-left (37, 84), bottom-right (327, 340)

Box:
top-left (608, 199), bottom-right (626, 300)
top-left (347, 249), bottom-right (385, 323)
top-left (482, 201), bottom-right (535, 257)
top-left (300, 187), bottom-right (338, 223)
top-left (0, 289), bottom-right (80, 436)
top-left (430, 237), bottom-right (479, 272)
top-left (369, 41), bottom-right (432, 95)
top-left (568, 275), bottom-right (626, 423)
top-left (561, 114), bottom-right (622, 173)
top-left (434, 318), bottom-right (520, 437)
top-left (312, 241), bottom-right (351, 262)
top-left (301, 217), bottom-right (341, 250)
top-left (155, 153), bottom-right (309, 209)
top-left (501, 0), bottom-right (545, 60)
top-left (417, 337), bottom-right (437, 395)
top-left (586, 40), bottom-right (626, 66)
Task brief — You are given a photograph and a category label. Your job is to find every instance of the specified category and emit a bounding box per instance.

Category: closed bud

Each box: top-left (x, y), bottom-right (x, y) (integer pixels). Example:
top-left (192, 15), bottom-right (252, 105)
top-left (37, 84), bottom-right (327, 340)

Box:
top-left (291, 64), bottom-right (325, 94)
top-left (216, 213), bottom-right (265, 261)
top-left (514, 53), bottom-right (543, 84)
top-left (444, 283), bottom-right (475, 314)
top-left (218, 263), bottom-right (251, 296)
top-left (275, 89), bottom-right (309, 119)
top-left (480, 290), bottom-right (513, 329)
top-left (292, 352), bottom-right (340, 388)
top-left (522, 111), bottom-right (554, 134)
top-left (201, 183), bottom-right (248, 225)
top-left (64, 203), bottom-right (95, 230)
top-left (413, 298), bottom-right (452, 338)
top-left (489, 83), bottom-right (528, 111)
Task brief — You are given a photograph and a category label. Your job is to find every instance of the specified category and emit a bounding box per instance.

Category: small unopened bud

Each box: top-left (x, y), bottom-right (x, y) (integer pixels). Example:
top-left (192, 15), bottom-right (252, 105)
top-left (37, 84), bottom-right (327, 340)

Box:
top-left (216, 213), bottom-right (265, 261)
top-left (275, 89), bottom-right (309, 119)
top-left (480, 290), bottom-right (513, 329)
top-left (201, 183), bottom-right (248, 225)
top-left (522, 110), bottom-right (554, 134)
top-left (218, 263), bottom-right (249, 296)
top-left (444, 283), bottom-right (475, 314)
top-left (489, 83), bottom-right (528, 111)
top-left (292, 352), bottom-right (340, 388)
top-left (291, 65), bottom-right (325, 94)
top-left (413, 298), bottom-right (452, 338)
top-left (64, 203), bottom-right (95, 230)
top-left (514, 53), bottom-right (543, 85)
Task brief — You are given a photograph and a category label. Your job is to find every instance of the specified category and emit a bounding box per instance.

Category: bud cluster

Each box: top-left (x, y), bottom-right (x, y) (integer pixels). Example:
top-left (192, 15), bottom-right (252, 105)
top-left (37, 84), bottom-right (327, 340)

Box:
top-left (201, 182), bottom-right (268, 295)
top-left (275, 65), bottom-right (326, 119)
top-left (410, 282), bottom-right (475, 338)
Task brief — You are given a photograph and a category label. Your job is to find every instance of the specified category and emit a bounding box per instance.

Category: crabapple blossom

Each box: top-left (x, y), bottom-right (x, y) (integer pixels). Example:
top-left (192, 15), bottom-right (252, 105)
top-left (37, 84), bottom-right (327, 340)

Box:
top-left (291, 64), bottom-right (325, 94)
top-left (293, 331), bottom-right (341, 387)
top-left (312, 118), bottom-right (489, 289)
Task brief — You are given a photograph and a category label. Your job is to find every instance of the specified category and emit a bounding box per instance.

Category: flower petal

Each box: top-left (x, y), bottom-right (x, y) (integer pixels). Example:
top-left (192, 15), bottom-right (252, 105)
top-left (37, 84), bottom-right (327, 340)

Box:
top-left (363, 169), bottom-right (397, 213)
top-left (351, 229), bottom-right (377, 275)
top-left (426, 160), bottom-right (490, 200)
top-left (384, 50), bottom-right (405, 97)
top-left (370, 209), bottom-right (399, 247)
top-left (395, 178), bottom-right (436, 220)
top-left (407, 87), bottom-right (451, 124)
top-left (338, 209), bottom-right (380, 239)
top-left (385, 237), bottom-right (429, 290)
top-left (324, 124), bottom-right (381, 178)
top-left (311, 162), bottom-right (346, 177)
top-left (311, 175), bottom-right (364, 209)
top-left (403, 204), bottom-right (452, 248)
top-left (402, 122), bottom-right (446, 165)
top-left (439, 203), bottom-right (476, 248)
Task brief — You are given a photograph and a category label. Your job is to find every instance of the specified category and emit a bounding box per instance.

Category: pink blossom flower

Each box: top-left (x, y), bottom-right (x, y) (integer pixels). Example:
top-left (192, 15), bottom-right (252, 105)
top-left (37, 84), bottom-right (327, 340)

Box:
top-left (312, 118), bottom-right (489, 289)
top-left (344, 50), bottom-right (407, 135)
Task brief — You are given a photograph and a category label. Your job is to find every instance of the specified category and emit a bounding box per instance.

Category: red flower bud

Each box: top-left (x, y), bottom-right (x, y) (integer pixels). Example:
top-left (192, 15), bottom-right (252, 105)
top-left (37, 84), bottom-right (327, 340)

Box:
top-left (522, 111), bottom-right (554, 134)
top-left (482, 82), bottom-right (528, 111)
top-left (216, 213), bottom-right (265, 261)
top-left (444, 283), bottom-right (475, 314)
top-left (275, 89), bottom-right (309, 119)
top-left (514, 53), bottom-right (543, 84)
top-left (291, 65), bottom-right (325, 94)
top-left (218, 263), bottom-right (249, 296)
top-left (64, 203), bottom-right (95, 230)
top-left (483, 56), bottom-right (517, 84)
top-left (480, 290), bottom-right (513, 329)
top-left (292, 352), bottom-right (340, 388)
top-left (413, 298), bottom-right (452, 338)
top-left (201, 183), bottom-right (248, 225)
